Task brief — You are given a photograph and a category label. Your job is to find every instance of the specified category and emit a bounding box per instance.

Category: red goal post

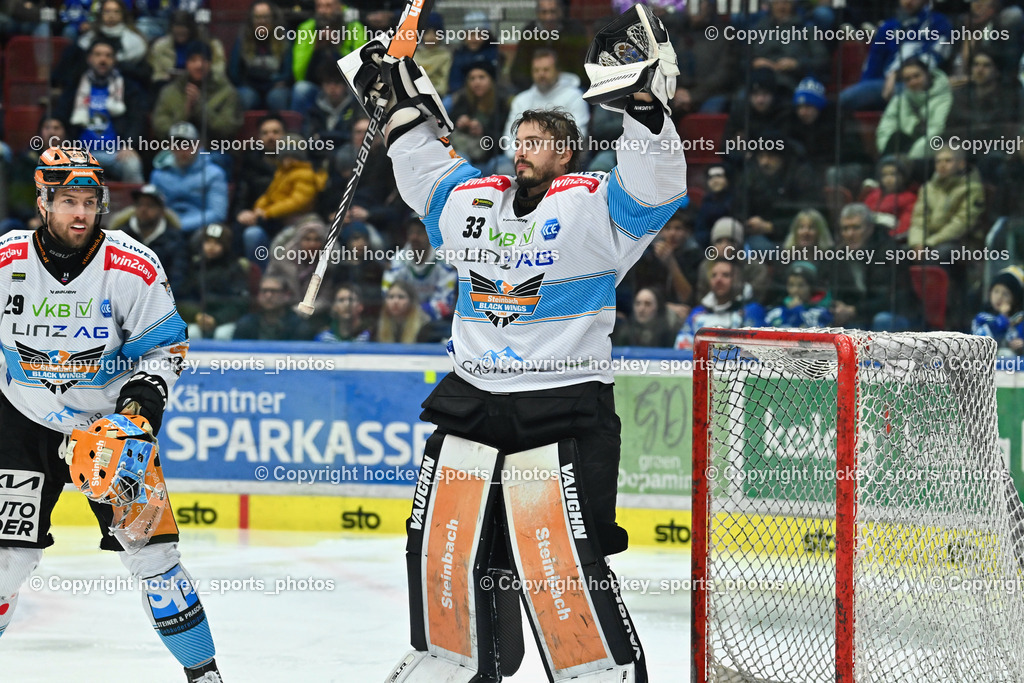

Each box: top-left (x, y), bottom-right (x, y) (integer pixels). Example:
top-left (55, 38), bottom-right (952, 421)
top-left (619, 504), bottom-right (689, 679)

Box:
top-left (690, 327), bottom-right (1024, 683)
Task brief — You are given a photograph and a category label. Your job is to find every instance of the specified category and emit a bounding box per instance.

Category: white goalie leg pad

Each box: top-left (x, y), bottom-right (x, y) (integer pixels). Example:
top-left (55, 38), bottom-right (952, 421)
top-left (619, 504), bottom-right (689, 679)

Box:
top-left (391, 432), bottom-right (504, 681)
top-left (0, 547), bottom-right (43, 636)
top-left (502, 441), bottom-right (644, 683)
top-left (385, 650), bottom-right (483, 683)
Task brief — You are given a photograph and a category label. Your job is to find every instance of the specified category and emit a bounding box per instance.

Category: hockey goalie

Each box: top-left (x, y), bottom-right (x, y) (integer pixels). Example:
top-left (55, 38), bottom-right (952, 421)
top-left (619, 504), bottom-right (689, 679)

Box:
top-left (339, 4), bottom-right (687, 682)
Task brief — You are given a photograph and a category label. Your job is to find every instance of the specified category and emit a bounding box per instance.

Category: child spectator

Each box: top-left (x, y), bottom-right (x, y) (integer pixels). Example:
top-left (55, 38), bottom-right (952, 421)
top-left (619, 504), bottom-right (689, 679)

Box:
top-left (612, 288), bottom-right (678, 348)
top-left (766, 261), bottom-right (833, 328)
top-left (862, 156), bottom-right (917, 241)
top-left (694, 165), bottom-right (734, 248)
top-left (177, 223), bottom-right (252, 340)
top-left (972, 266), bottom-right (1024, 357)
top-left (376, 281), bottom-right (429, 344)
top-left (448, 10), bottom-right (499, 96)
top-left (675, 259), bottom-right (766, 351)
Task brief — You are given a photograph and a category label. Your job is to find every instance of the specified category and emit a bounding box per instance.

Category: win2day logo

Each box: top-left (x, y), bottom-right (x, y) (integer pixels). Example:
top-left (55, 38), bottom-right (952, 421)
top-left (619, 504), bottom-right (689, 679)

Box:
top-left (468, 271), bottom-right (543, 327)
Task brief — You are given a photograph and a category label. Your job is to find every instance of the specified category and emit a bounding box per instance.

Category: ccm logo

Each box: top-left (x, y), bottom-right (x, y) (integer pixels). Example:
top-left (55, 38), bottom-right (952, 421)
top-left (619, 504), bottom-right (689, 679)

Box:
top-left (0, 243), bottom-right (27, 269)
top-left (104, 247), bottom-right (156, 284)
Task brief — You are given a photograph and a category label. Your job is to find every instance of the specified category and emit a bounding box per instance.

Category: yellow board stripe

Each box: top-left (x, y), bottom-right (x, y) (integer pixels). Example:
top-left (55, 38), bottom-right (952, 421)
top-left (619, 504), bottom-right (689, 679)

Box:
top-left (51, 493), bottom-right (696, 548)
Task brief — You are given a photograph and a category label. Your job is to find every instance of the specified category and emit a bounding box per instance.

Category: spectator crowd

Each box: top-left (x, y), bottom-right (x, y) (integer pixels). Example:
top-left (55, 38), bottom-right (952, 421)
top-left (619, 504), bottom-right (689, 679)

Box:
top-left (1, 0), bottom-right (1023, 354)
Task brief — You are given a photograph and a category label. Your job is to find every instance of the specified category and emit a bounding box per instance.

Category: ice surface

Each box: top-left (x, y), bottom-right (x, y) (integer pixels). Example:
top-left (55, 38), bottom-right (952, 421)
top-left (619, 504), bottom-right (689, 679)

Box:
top-left (4, 527), bottom-right (690, 682)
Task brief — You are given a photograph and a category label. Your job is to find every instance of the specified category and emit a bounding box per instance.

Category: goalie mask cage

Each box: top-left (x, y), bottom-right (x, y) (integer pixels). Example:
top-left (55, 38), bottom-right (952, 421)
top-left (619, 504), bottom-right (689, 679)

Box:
top-left (691, 328), bottom-right (1024, 683)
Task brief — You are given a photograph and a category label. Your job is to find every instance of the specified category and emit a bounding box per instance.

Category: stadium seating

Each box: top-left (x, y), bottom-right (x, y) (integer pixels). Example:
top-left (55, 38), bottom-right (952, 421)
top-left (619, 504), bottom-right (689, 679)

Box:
top-left (4, 105), bottom-right (44, 154)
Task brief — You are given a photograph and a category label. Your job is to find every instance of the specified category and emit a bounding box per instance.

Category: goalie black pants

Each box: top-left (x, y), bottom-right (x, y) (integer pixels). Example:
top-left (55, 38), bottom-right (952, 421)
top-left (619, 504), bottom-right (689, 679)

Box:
top-left (419, 372), bottom-right (628, 557)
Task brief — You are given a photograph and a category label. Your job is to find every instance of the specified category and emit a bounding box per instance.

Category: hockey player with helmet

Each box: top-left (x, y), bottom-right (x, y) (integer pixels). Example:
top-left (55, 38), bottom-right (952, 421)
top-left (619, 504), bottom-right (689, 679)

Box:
top-left (341, 5), bottom-right (685, 682)
top-left (0, 147), bottom-right (222, 683)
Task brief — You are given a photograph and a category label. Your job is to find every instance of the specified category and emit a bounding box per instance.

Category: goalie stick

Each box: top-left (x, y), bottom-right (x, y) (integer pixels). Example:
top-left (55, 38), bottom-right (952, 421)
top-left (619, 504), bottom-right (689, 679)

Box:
top-left (296, 0), bottom-right (434, 316)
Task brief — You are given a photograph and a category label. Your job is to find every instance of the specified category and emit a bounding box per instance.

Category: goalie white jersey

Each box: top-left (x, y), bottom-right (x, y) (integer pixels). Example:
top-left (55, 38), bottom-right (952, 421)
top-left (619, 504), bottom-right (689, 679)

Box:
top-left (0, 229), bottom-right (187, 433)
top-left (389, 113), bottom-right (687, 392)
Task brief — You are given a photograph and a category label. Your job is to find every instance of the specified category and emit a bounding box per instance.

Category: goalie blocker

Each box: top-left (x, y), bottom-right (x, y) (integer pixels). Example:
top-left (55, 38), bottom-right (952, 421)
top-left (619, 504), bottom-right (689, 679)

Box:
top-left (388, 430), bottom-right (644, 683)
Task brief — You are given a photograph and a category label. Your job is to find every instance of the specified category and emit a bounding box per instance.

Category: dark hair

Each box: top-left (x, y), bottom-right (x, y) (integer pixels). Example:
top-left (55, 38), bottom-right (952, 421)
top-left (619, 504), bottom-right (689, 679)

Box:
top-left (169, 10), bottom-right (197, 36)
top-left (510, 109), bottom-right (583, 173)
top-left (634, 287), bottom-right (665, 316)
top-left (898, 57), bottom-right (931, 85)
top-left (258, 112), bottom-right (287, 131)
top-left (336, 282), bottom-right (363, 302)
top-left (531, 47), bottom-right (559, 66)
top-left (666, 207), bottom-right (693, 229)
top-left (88, 36), bottom-right (119, 57)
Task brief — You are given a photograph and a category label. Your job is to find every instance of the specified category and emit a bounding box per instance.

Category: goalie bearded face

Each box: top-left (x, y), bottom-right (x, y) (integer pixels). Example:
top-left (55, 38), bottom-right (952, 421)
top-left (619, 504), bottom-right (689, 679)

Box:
top-left (511, 111), bottom-right (581, 192)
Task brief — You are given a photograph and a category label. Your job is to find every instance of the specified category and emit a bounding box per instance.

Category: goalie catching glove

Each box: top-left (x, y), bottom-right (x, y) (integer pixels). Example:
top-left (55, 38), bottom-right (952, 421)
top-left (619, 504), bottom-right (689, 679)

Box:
top-left (62, 413), bottom-right (168, 553)
top-left (583, 3), bottom-right (679, 114)
top-left (338, 43), bottom-right (453, 146)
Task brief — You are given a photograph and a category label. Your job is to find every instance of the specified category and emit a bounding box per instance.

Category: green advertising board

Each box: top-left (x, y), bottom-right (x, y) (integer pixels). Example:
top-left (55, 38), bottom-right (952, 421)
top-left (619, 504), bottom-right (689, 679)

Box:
top-left (615, 372), bottom-right (1024, 508)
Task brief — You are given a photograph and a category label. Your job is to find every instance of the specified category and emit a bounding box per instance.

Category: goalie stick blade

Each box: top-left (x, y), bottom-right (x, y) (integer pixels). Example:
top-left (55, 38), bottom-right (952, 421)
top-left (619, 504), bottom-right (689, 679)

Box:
top-left (389, 0), bottom-right (436, 59)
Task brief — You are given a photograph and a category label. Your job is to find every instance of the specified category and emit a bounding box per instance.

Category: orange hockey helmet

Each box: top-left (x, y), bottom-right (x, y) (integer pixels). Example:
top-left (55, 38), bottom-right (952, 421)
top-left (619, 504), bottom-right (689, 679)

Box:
top-left (64, 413), bottom-right (157, 506)
top-left (34, 146), bottom-right (110, 214)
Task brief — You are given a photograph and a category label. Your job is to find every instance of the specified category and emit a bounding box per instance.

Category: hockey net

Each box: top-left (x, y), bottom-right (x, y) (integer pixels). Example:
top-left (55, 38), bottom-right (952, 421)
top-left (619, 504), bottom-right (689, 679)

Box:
top-left (691, 328), bottom-right (1024, 682)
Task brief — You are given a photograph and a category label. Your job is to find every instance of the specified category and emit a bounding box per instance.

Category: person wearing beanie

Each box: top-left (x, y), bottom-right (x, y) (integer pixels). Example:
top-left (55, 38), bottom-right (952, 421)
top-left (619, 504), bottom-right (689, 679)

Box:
top-left (862, 156), bottom-right (917, 241)
top-left (724, 67), bottom-right (790, 159)
top-left (415, 11), bottom-right (454, 97)
top-left (448, 10), bottom-right (500, 95)
top-left (766, 260), bottom-right (833, 328)
top-left (177, 222), bottom-right (252, 340)
top-left (110, 184), bottom-right (187, 292)
top-left (695, 216), bottom-right (772, 304)
top-left (786, 76), bottom-right (870, 192)
top-left (695, 165), bottom-right (735, 247)
top-left (152, 37), bottom-right (242, 142)
top-left (972, 266), bottom-right (1024, 356)
top-left (448, 58), bottom-right (511, 175)
top-left (148, 11), bottom-right (227, 87)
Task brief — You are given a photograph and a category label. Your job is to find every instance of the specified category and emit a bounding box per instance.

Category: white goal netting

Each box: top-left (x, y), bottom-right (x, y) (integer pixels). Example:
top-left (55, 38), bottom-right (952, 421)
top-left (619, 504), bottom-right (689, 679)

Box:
top-left (696, 329), bottom-right (1024, 683)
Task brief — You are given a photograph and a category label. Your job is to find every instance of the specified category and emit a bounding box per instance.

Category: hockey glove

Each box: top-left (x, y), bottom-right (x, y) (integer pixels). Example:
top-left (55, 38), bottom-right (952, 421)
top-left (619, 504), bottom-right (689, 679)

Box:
top-left (116, 372), bottom-right (168, 435)
top-left (380, 56), bottom-right (454, 146)
top-left (337, 38), bottom-right (394, 116)
top-left (582, 4), bottom-right (679, 114)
